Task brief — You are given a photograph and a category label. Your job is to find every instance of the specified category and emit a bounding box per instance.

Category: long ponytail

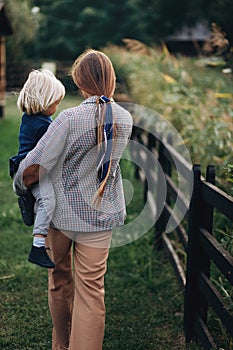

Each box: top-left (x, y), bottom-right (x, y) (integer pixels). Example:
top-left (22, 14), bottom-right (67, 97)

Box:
top-left (92, 95), bottom-right (114, 208)
top-left (71, 50), bottom-right (116, 208)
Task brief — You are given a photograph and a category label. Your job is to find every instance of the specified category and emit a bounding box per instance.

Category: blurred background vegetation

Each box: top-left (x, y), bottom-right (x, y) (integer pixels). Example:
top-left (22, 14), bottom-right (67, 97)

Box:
top-left (5, 0), bottom-right (233, 62)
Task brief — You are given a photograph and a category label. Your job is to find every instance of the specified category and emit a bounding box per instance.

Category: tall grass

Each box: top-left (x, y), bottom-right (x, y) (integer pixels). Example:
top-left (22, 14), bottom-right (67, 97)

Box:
top-left (105, 44), bottom-right (233, 184)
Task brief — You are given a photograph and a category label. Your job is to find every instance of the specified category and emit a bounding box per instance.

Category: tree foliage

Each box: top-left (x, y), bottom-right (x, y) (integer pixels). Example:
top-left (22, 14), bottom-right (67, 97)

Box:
top-left (5, 0), bottom-right (233, 61)
top-left (5, 0), bottom-right (39, 61)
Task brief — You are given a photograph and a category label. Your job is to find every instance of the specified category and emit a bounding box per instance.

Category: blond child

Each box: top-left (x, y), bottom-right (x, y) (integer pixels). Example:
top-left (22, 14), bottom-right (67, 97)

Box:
top-left (9, 69), bottom-right (65, 268)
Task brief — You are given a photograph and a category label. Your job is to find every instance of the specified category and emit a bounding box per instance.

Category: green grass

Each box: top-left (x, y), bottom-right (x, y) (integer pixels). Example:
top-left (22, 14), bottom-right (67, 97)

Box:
top-left (0, 95), bottom-right (201, 349)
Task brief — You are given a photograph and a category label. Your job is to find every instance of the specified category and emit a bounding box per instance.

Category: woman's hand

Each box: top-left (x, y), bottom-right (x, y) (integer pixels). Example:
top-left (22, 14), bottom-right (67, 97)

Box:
top-left (23, 164), bottom-right (46, 188)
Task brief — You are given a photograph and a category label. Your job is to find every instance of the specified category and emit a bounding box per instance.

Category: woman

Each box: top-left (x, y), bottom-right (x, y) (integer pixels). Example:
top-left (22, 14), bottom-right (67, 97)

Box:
top-left (20, 49), bottom-right (133, 350)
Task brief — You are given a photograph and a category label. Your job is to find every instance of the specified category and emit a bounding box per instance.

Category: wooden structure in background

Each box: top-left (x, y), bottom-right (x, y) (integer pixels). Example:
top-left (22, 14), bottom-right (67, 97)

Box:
top-left (0, 2), bottom-right (13, 117)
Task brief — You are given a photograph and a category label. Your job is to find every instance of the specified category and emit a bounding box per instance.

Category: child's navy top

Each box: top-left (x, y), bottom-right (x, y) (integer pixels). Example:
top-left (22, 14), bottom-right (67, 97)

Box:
top-left (9, 113), bottom-right (52, 178)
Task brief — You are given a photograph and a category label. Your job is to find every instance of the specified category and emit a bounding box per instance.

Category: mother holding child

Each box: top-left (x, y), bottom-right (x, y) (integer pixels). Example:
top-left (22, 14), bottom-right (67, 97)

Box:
top-left (12, 49), bottom-right (132, 350)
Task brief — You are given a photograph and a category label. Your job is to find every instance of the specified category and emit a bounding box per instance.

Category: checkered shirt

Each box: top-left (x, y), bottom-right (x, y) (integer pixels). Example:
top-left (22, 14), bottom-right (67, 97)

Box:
top-left (20, 96), bottom-right (133, 232)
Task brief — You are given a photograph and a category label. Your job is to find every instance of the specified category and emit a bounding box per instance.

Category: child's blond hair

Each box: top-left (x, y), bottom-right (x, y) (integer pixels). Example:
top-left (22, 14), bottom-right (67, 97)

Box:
top-left (17, 69), bottom-right (65, 115)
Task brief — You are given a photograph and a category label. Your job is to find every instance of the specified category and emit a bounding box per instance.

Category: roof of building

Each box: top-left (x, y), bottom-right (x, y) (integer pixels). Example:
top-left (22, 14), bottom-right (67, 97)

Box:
top-left (166, 21), bottom-right (210, 42)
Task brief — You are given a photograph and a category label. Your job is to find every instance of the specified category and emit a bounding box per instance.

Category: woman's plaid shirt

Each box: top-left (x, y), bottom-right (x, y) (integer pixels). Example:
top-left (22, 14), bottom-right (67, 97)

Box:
top-left (20, 96), bottom-right (133, 233)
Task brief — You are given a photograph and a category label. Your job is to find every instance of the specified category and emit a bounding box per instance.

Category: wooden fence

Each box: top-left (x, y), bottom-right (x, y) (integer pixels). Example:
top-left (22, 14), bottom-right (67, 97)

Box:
top-left (6, 62), bottom-right (76, 93)
top-left (131, 126), bottom-right (233, 349)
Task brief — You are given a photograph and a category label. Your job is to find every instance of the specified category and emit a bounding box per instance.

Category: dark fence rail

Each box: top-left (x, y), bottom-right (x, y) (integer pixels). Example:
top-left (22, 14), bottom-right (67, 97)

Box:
top-left (6, 61), bottom-right (76, 93)
top-left (131, 126), bottom-right (233, 349)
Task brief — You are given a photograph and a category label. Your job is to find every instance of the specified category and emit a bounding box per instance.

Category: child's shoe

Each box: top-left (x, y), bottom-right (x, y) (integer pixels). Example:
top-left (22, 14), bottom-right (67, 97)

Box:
top-left (18, 193), bottom-right (35, 226)
top-left (28, 245), bottom-right (55, 268)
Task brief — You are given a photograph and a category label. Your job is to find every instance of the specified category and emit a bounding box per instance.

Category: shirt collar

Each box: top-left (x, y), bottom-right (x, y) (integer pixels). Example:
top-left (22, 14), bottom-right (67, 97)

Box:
top-left (81, 95), bottom-right (114, 105)
top-left (81, 95), bottom-right (99, 105)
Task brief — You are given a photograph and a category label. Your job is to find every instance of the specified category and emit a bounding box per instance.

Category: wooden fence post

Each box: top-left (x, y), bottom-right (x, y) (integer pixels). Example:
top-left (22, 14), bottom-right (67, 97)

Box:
top-left (147, 131), bottom-right (157, 152)
top-left (0, 4), bottom-right (13, 118)
top-left (144, 132), bottom-right (157, 204)
top-left (184, 164), bottom-right (202, 342)
top-left (199, 165), bottom-right (215, 324)
top-left (131, 126), bottom-right (140, 180)
top-left (155, 139), bottom-right (172, 246)
top-left (184, 164), bottom-right (216, 345)
top-left (0, 36), bottom-right (6, 118)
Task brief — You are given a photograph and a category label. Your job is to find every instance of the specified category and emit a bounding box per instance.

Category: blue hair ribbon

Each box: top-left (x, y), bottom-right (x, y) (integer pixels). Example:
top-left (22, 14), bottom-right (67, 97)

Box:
top-left (97, 95), bottom-right (113, 184)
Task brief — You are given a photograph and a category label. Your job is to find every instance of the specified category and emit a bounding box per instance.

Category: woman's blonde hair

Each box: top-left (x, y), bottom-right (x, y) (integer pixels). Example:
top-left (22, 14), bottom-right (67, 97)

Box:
top-left (17, 69), bottom-right (65, 115)
top-left (71, 49), bottom-right (116, 98)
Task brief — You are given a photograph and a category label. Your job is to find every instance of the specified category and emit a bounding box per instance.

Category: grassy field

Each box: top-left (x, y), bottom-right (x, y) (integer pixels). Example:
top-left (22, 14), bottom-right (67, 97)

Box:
top-left (0, 94), bottom-right (202, 349)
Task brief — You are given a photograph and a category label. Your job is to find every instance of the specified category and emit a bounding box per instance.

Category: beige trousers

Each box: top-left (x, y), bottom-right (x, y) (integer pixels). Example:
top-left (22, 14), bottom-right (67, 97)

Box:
top-left (46, 227), bottom-right (112, 350)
